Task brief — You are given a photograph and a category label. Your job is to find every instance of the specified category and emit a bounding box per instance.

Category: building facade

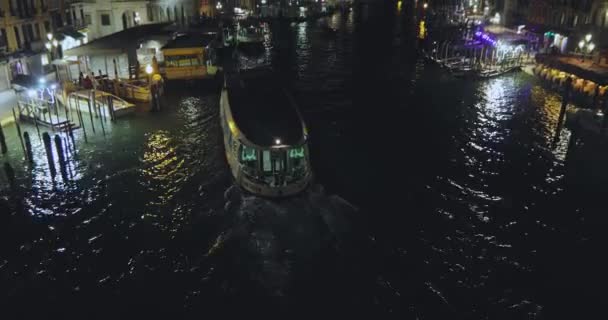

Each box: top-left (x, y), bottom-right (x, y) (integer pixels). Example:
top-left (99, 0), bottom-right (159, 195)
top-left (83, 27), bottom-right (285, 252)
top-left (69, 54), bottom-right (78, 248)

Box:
top-left (0, 0), bottom-right (57, 91)
top-left (63, 0), bottom-right (200, 42)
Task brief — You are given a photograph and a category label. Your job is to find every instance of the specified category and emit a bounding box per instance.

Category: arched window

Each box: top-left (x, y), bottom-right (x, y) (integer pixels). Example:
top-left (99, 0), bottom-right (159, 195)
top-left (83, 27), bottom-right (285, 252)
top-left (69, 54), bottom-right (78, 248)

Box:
top-left (174, 6), bottom-right (178, 24)
top-left (167, 7), bottom-right (171, 21)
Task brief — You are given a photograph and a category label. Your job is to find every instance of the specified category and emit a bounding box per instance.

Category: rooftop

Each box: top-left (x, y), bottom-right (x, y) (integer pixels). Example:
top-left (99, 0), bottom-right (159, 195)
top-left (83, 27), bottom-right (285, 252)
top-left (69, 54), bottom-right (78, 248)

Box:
top-left (226, 69), bottom-right (305, 147)
top-left (162, 33), bottom-right (218, 50)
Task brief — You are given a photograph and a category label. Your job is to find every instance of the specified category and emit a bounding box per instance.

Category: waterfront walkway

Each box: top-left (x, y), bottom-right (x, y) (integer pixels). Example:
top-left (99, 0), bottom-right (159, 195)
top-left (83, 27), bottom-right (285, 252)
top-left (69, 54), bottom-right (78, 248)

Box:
top-left (536, 54), bottom-right (608, 85)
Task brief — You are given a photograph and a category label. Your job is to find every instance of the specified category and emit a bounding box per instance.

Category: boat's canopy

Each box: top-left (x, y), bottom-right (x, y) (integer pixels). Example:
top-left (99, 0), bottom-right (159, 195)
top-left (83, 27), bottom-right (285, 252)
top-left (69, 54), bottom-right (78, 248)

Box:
top-left (226, 69), bottom-right (305, 148)
top-left (162, 33), bottom-right (217, 51)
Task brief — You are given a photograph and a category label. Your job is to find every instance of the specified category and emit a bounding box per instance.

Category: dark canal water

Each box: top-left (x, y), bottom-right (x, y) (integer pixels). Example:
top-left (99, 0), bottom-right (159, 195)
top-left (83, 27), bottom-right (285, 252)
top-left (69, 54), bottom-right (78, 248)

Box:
top-left (1, 4), bottom-right (606, 319)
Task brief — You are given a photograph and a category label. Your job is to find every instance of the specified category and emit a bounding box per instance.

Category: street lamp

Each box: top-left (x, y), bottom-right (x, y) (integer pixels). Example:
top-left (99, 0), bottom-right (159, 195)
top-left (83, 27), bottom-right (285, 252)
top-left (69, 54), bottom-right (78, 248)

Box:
top-left (588, 43), bottom-right (596, 53)
top-left (579, 40), bottom-right (585, 50)
top-left (586, 34), bottom-right (592, 42)
top-left (47, 33), bottom-right (53, 41)
top-left (423, 3), bottom-right (428, 9)
top-left (52, 39), bottom-right (58, 47)
top-left (145, 64), bottom-right (153, 75)
top-left (216, 2), bottom-right (223, 10)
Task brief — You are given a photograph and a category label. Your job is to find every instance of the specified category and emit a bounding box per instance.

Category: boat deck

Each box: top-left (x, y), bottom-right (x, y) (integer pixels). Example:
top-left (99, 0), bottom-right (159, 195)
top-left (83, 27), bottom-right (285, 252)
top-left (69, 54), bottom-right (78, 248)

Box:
top-left (226, 70), bottom-right (304, 147)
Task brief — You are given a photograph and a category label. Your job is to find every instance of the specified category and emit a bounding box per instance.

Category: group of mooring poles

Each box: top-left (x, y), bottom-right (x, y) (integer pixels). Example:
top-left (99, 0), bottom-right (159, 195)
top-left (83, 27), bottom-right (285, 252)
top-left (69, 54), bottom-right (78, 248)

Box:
top-left (1, 89), bottom-right (119, 184)
top-left (65, 89), bottom-right (117, 143)
top-left (1, 119), bottom-right (77, 184)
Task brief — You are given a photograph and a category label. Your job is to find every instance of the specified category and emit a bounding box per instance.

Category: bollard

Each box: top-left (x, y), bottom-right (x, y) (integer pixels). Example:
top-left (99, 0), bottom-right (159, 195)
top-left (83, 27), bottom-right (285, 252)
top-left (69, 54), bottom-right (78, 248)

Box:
top-left (23, 132), bottom-right (33, 163)
top-left (0, 123), bottom-right (7, 154)
top-left (42, 132), bottom-right (56, 177)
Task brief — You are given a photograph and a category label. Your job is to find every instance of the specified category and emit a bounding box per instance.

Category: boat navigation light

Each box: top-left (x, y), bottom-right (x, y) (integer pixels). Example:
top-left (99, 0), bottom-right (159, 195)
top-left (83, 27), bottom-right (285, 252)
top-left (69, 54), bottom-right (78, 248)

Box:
top-left (275, 138), bottom-right (281, 145)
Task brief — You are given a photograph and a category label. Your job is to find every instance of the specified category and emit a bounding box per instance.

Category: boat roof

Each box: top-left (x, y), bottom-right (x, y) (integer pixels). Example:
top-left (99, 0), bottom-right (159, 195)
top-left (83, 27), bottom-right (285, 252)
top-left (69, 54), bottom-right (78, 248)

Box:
top-left (227, 69), bottom-right (305, 147)
top-left (162, 33), bottom-right (217, 50)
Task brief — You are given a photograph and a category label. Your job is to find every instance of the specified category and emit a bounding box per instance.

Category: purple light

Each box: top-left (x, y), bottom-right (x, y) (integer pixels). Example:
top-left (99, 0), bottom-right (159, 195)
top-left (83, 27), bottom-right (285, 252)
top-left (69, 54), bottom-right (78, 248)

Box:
top-left (475, 31), bottom-right (497, 46)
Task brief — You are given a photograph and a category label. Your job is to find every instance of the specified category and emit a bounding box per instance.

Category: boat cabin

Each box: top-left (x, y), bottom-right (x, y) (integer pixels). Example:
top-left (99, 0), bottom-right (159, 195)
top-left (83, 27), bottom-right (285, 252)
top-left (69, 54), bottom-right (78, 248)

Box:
top-left (220, 69), bottom-right (312, 197)
top-left (161, 33), bottom-right (219, 80)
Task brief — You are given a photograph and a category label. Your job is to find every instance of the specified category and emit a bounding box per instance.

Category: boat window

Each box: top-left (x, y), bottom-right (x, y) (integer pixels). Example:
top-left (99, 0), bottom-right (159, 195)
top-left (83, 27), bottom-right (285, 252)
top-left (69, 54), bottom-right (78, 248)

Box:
top-left (289, 147), bottom-right (305, 159)
top-left (289, 147), bottom-right (306, 177)
top-left (240, 145), bottom-right (257, 162)
top-left (262, 150), bottom-right (272, 173)
top-left (165, 55), bottom-right (201, 67)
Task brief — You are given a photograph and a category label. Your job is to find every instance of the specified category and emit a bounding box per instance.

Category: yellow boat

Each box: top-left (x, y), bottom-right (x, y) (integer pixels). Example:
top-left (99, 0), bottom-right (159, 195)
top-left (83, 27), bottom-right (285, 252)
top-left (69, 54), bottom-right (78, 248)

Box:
top-left (161, 33), bottom-right (219, 80)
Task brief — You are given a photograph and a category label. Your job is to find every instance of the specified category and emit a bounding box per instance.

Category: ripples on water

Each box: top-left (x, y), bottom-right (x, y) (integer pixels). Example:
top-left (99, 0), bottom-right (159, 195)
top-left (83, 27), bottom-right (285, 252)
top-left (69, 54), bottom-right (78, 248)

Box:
top-left (1, 4), bottom-right (606, 319)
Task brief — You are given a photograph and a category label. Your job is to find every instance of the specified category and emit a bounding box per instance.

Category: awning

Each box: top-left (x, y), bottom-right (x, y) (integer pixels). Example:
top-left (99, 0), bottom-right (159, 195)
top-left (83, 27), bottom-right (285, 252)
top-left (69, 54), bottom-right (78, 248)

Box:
top-left (64, 23), bottom-right (173, 57)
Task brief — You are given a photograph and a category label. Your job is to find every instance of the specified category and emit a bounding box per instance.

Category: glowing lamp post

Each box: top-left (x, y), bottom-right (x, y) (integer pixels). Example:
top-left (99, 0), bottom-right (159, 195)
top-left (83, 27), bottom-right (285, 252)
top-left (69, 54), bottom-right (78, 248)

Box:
top-left (146, 64), bottom-right (154, 88)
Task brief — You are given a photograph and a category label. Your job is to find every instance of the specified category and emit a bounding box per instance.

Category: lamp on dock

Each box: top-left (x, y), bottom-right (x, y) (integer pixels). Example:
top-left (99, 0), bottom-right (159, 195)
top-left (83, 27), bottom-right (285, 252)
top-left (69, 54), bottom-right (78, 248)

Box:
top-left (579, 34), bottom-right (595, 62)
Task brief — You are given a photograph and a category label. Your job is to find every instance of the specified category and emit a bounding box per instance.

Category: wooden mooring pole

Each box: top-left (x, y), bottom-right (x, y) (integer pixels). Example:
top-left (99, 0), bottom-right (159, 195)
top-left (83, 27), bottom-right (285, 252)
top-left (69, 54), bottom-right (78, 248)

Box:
top-left (86, 93), bottom-right (96, 134)
top-left (553, 77), bottom-right (573, 147)
top-left (42, 132), bottom-right (56, 177)
top-left (12, 108), bottom-right (27, 159)
top-left (75, 98), bottom-right (88, 143)
top-left (54, 134), bottom-right (68, 180)
top-left (23, 132), bottom-right (33, 163)
top-left (601, 97), bottom-right (608, 134)
top-left (0, 122), bottom-right (7, 154)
